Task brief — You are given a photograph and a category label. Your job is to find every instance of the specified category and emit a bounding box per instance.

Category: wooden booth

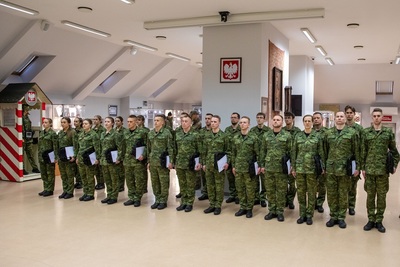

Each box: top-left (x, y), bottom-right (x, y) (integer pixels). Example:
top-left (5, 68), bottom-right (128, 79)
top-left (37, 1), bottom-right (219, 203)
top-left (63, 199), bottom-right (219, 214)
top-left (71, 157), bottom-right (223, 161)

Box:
top-left (0, 83), bottom-right (52, 182)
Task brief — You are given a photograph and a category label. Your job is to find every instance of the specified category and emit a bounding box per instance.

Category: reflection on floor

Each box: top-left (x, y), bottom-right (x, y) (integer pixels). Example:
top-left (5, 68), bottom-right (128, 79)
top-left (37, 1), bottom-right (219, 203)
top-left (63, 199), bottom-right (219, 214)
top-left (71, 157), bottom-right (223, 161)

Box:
top-left (1, 170), bottom-right (400, 267)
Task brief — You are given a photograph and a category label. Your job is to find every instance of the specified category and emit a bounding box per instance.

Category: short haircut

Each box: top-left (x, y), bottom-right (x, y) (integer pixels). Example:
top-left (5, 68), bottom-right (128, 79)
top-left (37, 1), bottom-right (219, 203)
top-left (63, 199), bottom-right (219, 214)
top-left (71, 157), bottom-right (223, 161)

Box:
top-left (212, 115), bottom-right (221, 122)
top-left (231, 112), bottom-right (240, 119)
top-left (313, 112), bottom-right (322, 117)
top-left (136, 115), bottom-right (144, 120)
top-left (241, 116), bottom-right (250, 123)
top-left (155, 114), bottom-right (165, 120)
top-left (205, 113), bottom-right (213, 117)
top-left (180, 112), bottom-right (190, 117)
top-left (256, 112), bottom-right (265, 119)
top-left (284, 111), bottom-right (295, 118)
top-left (372, 108), bottom-right (383, 113)
top-left (116, 116), bottom-right (123, 122)
top-left (344, 105), bottom-right (356, 113)
top-left (273, 114), bottom-right (284, 120)
top-left (303, 114), bottom-right (313, 121)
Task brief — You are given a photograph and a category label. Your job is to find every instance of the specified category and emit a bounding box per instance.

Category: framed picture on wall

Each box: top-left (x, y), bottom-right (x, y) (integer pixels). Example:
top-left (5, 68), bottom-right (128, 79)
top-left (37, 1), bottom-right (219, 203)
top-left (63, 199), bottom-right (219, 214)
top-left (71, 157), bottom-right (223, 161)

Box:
top-left (220, 57), bottom-right (242, 83)
top-left (272, 67), bottom-right (283, 111)
top-left (108, 105), bottom-right (118, 116)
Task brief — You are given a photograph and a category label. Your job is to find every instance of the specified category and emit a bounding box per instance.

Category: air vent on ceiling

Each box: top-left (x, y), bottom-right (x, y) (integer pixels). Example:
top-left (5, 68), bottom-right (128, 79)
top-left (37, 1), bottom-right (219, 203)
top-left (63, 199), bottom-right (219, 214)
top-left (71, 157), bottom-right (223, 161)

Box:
top-left (375, 81), bottom-right (393, 95)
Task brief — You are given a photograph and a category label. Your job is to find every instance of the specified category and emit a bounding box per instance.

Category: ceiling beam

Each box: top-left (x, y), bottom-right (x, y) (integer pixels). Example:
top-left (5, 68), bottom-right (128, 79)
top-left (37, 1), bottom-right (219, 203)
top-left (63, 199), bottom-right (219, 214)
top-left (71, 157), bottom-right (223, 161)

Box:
top-left (72, 47), bottom-right (129, 101)
top-left (144, 8), bottom-right (325, 30)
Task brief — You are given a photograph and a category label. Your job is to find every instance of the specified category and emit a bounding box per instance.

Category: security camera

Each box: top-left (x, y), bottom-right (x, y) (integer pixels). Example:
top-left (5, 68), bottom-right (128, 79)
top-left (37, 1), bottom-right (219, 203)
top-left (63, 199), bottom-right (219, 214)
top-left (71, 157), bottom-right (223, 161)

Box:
top-left (41, 20), bottom-right (50, 31)
top-left (219, 11), bottom-right (230, 22)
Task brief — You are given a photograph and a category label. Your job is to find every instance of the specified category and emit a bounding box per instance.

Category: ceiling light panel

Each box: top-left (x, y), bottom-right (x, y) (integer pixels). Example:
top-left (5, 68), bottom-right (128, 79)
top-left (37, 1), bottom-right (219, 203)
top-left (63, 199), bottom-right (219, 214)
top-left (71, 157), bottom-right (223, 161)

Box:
top-left (61, 21), bottom-right (111, 37)
top-left (0, 0), bottom-right (39, 15)
top-left (166, 53), bottom-right (190, 62)
top-left (325, 57), bottom-right (335, 65)
top-left (123, 40), bottom-right (158, 51)
top-left (315, 45), bottom-right (327, 56)
top-left (301, 28), bottom-right (317, 43)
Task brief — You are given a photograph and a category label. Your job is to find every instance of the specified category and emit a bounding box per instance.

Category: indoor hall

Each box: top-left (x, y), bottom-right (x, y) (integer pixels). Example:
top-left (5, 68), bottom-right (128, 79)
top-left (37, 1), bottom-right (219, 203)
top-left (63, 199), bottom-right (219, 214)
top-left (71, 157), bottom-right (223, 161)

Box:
top-left (1, 171), bottom-right (399, 267)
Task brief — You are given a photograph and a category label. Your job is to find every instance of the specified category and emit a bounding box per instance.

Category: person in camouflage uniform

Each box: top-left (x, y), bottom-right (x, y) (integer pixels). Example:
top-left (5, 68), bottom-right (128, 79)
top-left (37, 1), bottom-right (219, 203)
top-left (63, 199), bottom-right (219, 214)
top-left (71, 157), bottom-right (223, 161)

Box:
top-left (249, 112), bottom-right (271, 207)
top-left (175, 114), bottom-right (201, 212)
top-left (147, 114), bottom-right (174, 210)
top-left (325, 111), bottom-right (359, 229)
top-left (118, 115), bottom-right (148, 207)
top-left (137, 115), bottom-right (150, 193)
top-left (99, 117), bottom-right (122, 205)
top-left (345, 105), bottom-right (363, 216)
top-left (224, 112), bottom-right (241, 204)
top-left (57, 117), bottom-right (76, 199)
top-left (190, 110), bottom-right (202, 131)
top-left (22, 105), bottom-right (40, 174)
top-left (115, 116), bottom-right (127, 192)
top-left (283, 111), bottom-right (301, 210)
top-left (202, 115), bottom-right (229, 215)
top-left (198, 113), bottom-right (213, 201)
top-left (75, 119), bottom-right (101, 202)
top-left (232, 116), bottom-right (260, 218)
top-left (260, 115), bottom-right (292, 222)
top-left (291, 115), bottom-right (325, 225)
top-left (38, 118), bottom-right (58, 197)
top-left (361, 108), bottom-right (399, 233)
top-left (312, 112), bottom-right (328, 213)
top-left (92, 115), bottom-right (106, 190)
top-left (73, 117), bottom-right (83, 189)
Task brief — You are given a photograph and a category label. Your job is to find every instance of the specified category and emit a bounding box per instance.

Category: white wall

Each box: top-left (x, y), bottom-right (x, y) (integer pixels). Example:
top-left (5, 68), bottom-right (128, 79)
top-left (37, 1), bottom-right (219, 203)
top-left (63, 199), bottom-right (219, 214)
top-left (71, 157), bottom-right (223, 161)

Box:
top-left (202, 22), bottom-right (289, 129)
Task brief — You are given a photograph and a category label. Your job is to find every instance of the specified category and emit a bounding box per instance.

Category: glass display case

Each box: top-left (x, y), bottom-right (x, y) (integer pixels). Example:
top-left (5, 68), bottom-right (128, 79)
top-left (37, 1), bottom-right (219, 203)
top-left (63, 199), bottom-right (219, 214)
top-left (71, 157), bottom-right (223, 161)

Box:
top-left (52, 104), bottom-right (85, 131)
top-left (315, 110), bottom-right (334, 128)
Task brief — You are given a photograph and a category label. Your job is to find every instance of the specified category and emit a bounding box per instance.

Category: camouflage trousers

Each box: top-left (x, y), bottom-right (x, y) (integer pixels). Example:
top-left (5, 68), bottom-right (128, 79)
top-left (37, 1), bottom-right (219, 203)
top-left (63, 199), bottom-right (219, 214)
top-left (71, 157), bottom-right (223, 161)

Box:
top-left (348, 175), bottom-right (360, 209)
top-left (315, 173), bottom-right (326, 207)
top-left (235, 172), bottom-right (256, 211)
top-left (149, 165), bottom-right (170, 204)
top-left (226, 168), bottom-right (237, 198)
top-left (39, 162), bottom-right (55, 192)
top-left (199, 169), bottom-right (208, 195)
top-left (78, 163), bottom-right (96, 196)
top-left (95, 164), bottom-right (104, 184)
top-left (116, 163), bottom-right (125, 190)
top-left (205, 166), bottom-right (225, 208)
top-left (296, 173), bottom-right (317, 218)
top-left (326, 174), bottom-right (350, 220)
top-left (125, 164), bottom-right (147, 202)
top-left (102, 164), bottom-right (119, 200)
top-left (255, 173), bottom-right (267, 201)
top-left (176, 168), bottom-right (197, 205)
top-left (58, 161), bottom-right (76, 194)
top-left (264, 172), bottom-right (287, 215)
top-left (24, 141), bottom-right (38, 170)
top-left (74, 162), bottom-right (82, 184)
top-left (286, 174), bottom-right (297, 205)
top-left (364, 174), bottom-right (389, 223)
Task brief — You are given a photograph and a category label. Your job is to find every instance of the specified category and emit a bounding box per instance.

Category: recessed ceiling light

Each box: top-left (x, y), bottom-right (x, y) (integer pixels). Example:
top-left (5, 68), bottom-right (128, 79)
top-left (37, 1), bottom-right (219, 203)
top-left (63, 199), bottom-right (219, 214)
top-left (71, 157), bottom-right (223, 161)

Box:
top-left (77, 6), bottom-right (93, 13)
top-left (358, 58), bottom-right (366, 61)
top-left (300, 28), bottom-right (317, 44)
top-left (166, 52), bottom-right (190, 62)
top-left (123, 40), bottom-right (158, 51)
top-left (156, 36), bottom-right (167, 40)
top-left (325, 57), bottom-right (335, 65)
top-left (354, 45), bottom-right (364, 49)
top-left (121, 0), bottom-right (135, 4)
top-left (347, 23), bottom-right (360, 28)
top-left (196, 62), bottom-right (203, 67)
top-left (61, 20), bottom-right (111, 37)
top-left (315, 45), bottom-right (327, 56)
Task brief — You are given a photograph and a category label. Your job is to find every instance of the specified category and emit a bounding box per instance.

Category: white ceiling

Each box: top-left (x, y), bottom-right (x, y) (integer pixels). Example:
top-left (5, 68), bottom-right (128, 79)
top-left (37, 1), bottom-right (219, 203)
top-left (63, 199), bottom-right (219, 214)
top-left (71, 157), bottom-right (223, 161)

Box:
top-left (1, 0), bottom-right (400, 104)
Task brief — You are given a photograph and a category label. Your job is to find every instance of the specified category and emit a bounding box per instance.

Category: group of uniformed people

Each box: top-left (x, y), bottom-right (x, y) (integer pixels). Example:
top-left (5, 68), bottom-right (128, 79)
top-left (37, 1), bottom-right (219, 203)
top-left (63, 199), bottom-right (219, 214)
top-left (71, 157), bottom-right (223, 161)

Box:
top-left (25, 104), bottom-right (399, 233)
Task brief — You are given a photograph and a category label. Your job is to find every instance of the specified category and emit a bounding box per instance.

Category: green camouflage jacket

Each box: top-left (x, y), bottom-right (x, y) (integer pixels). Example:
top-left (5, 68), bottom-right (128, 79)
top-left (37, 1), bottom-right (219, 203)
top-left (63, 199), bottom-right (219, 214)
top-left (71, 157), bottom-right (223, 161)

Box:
top-left (92, 124), bottom-right (106, 138)
top-left (174, 128), bottom-right (200, 169)
top-left (147, 127), bottom-right (174, 167)
top-left (283, 125), bottom-right (301, 137)
top-left (259, 130), bottom-right (292, 173)
top-left (361, 126), bottom-right (399, 175)
top-left (38, 128), bottom-right (58, 163)
top-left (75, 129), bottom-right (101, 162)
top-left (231, 132), bottom-right (260, 173)
top-left (22, 114), bottom-right (32, 142)
top-left (291, 130), bottom-right (325, 174)
top-left (313, 126), bottom-right (328, 160)
top-left (325, 126), bottom-right (359, 175)
top-left (115, 126), bottom-right (127, 135)
top-left (249, 125), bottom-right (271, 141)
top-left (99, 128), bottom-right (122, 166)
top-left (119, 127), bottom-right (148, 166)
top-left (203, 130), bottom-right (230, 168)
top-left (57, 127), bottom-right (75, 160)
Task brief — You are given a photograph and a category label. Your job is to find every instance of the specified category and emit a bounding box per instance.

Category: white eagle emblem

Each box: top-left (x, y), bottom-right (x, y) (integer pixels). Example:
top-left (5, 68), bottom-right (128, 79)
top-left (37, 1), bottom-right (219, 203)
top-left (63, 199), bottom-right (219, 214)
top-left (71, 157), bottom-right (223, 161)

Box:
top-left (223, 62), bottom-right (238, 80)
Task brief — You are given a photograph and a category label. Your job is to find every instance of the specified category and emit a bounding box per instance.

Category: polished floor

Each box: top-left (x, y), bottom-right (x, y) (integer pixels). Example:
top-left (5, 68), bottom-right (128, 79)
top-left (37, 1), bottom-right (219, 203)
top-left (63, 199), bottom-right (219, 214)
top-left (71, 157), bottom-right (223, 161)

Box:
top-left (1, 170), bottom-right (400, 267)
